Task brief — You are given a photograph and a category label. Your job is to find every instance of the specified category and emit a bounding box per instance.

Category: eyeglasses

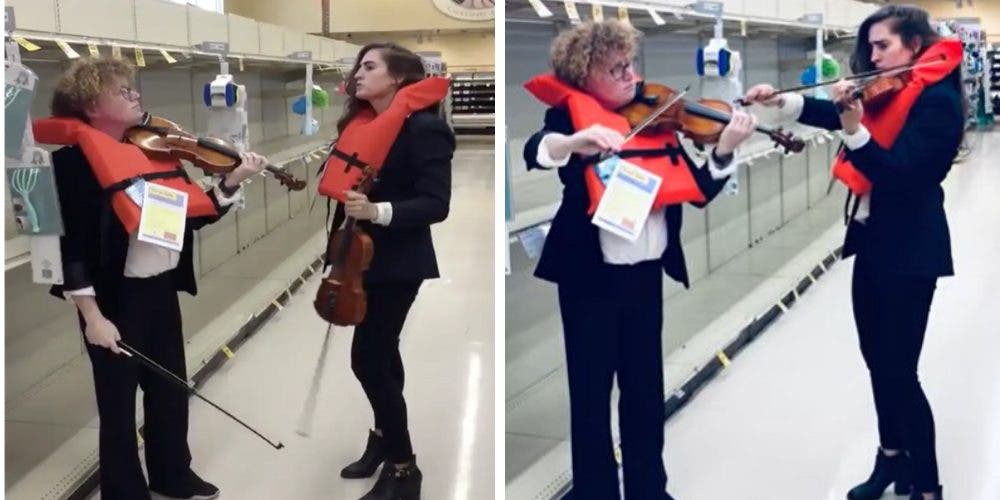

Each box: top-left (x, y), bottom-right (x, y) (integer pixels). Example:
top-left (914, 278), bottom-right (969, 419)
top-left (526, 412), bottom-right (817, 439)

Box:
top-left (607, 60), bottom-right (634, 81)
top-left (118, 85), bottom-right (140, 101)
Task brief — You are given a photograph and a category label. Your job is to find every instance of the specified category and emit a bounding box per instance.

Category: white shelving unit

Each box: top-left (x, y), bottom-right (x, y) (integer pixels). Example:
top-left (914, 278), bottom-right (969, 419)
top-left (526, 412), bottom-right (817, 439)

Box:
top-left (450, 72), bottom-right (495, 134)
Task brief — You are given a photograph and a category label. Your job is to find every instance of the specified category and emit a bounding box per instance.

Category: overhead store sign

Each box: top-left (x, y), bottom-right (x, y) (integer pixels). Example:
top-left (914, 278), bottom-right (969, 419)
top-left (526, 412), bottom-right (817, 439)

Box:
top-left (432, 0), bottom-right (495, 21)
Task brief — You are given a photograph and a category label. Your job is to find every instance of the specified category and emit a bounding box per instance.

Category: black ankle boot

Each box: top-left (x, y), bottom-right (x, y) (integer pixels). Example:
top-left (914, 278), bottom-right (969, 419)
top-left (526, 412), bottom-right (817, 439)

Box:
top-left (359, 456), bottom-right (422, 500)
top-left (910, 485), bottom-right (943, 500)
top-left (847, 449), bottom-right (912, 500)
top-left (341, 430), bottom-right (386, 479)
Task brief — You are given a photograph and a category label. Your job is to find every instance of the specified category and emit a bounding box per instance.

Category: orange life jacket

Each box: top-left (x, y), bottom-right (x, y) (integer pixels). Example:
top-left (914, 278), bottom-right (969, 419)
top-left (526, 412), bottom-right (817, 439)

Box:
top-left (832, 38), bottom-right (962, 195)
top-left (318, 77), bottom-right (450, 202)
top-left (524, 73), bottom-right (706, 214)
top-left (33, 117), bottom-right (218, 235)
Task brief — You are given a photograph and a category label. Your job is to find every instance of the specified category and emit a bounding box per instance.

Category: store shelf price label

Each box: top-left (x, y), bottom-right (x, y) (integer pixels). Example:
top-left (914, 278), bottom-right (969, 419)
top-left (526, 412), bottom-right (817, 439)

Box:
top-left (289, 51), bottom-right (313, 61)
top-left (159, 49), bottom-right (176, 64)
top-left (56, 41), bottom-right (80, 59)
top-left (134, 47), bottom-right (146, 67)
top-left (591, 3), bottom-right (604, 22)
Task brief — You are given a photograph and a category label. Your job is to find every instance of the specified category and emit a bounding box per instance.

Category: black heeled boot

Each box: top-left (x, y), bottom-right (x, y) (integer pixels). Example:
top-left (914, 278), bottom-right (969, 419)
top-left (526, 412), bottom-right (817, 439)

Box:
top-left (910, 485), bottom-right (943, 500)
top-left (341, 430), bottom-right (386, 479)
top-left (359, 455), bottom-right (422, 500)
top-left (847, 449), bottom-right (912, 500)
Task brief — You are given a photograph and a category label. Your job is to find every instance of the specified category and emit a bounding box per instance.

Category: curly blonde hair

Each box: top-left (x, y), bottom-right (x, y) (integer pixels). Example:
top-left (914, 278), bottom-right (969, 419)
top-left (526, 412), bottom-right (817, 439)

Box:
top-left (51, 57), bottom-right (136, 122)
top-left (550, 20), bottom-right (639, 88)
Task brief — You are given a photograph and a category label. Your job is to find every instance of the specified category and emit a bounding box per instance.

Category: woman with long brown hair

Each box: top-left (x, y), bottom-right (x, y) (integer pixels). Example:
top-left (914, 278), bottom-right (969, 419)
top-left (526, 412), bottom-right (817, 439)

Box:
top-left (320, 43), bottom-right (454, 500)
top-left (745, 5), bottom-right (963, 500)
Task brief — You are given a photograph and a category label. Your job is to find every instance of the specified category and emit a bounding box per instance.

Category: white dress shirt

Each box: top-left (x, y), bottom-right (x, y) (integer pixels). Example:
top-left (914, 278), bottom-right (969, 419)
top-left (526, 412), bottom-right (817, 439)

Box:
top-left (537, 133), bottom-right (739, 264)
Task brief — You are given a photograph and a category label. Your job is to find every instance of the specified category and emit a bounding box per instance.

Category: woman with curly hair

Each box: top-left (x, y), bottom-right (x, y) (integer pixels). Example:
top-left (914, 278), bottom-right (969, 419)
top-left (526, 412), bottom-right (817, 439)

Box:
top-left (522, 20), bottom-right (757, 500)
top-left (40, 57), bottom-right (267, 499)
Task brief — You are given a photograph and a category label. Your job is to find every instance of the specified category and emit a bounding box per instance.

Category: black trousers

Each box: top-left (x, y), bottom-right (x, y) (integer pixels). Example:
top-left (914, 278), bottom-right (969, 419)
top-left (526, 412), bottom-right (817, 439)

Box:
top-left (558, 261), bottom-right (669, 500)
top-left (351, 281), bottom-right (422, 463)
top-left (852, 259), bottom-right (940, 491)
top-left (82, 274), bottom-right (192, 500)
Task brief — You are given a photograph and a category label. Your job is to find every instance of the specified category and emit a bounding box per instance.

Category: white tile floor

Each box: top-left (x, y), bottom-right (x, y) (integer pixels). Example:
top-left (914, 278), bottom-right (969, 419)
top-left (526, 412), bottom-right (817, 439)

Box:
top-left (82, 142), bottom-right (495, 499)
top-left (663, 132), bottom-right (1000, 499)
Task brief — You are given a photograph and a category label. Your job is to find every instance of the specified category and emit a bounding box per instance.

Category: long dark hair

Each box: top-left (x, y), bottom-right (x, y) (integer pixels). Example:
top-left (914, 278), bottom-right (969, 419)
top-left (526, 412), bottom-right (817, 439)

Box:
top-left (336, 43), bottom-right (433, 135)
top-left (852, 4), bottom-right (966, 127)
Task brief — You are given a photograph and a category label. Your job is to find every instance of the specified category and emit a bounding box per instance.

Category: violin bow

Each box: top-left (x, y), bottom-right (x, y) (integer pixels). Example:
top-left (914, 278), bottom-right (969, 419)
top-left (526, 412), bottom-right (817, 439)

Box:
top-left (296, 323), bottom-right (334, 437)
top-left (734, 54), bottom-right (949, 106)
top-left (623, 85), bottom-right (690, 143)
top-left (116, 340), bottom-right (285, 450)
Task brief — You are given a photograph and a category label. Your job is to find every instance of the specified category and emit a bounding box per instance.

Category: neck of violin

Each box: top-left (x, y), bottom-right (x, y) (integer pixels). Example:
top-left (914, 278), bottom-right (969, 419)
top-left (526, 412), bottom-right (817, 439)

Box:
top-left (684, 101), bottom-right (780, 136)
top-left (332, 217), bottom-right (357, 269)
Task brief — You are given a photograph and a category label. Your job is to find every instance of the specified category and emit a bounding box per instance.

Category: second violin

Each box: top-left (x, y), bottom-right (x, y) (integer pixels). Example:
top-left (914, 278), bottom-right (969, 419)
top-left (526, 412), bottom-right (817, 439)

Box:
top-left (619, 82), bottom-right (806, 153)
top-left (313, 165), bottom-right (378, 326)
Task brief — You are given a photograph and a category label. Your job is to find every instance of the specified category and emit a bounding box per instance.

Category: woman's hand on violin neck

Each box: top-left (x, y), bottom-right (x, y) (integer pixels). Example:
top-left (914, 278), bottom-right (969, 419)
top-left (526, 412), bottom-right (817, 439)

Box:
top-left (224, 152), bottom-right (269, 187)
top-left (743, 84), bottom-right (784, 108)
top-left (568, 124), bottom-right (626, 156)
top-left (716, 110), bottom-right (757, 156)
top-left (831, 79), bottom-right (857, 103)
top-left (344, 190), bottom-right (378, 220)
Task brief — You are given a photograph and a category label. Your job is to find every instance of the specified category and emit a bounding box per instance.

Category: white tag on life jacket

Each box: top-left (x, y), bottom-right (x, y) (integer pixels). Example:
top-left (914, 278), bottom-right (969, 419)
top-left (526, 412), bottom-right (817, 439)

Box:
top-left (137, 182), bottom-right (188, 252)
top-left (591, 157), bottom-right (661, 242)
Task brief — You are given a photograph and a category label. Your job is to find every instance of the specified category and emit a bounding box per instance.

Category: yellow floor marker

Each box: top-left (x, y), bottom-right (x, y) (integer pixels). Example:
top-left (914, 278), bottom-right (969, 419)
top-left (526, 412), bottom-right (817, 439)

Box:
top-left (717, 351), bottom-right (732, 368)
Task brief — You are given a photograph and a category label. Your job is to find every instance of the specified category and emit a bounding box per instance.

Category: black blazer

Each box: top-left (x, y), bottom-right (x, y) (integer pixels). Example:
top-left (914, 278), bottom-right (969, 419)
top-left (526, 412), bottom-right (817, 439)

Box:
top-left (48, 146), bottom-right (231, 319)
top-left (798, 78), bottom-right (963, 277)
top-left (329, 110), bottom-right (455, 284)
top-left (522, 107), bottom-right (730, 290)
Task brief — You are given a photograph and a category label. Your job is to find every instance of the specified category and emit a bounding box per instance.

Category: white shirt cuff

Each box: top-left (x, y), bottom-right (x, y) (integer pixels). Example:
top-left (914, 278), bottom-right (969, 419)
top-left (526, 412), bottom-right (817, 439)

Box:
top-left (212, 178), bottom-right (245, 207)
top-left (536, 134), bottom-right (572, 168)
top-left (708, 149), bottom-right (740, 179)
top-left (840, 125), bottom-right (872, 150)
top-left (64, 286), bottom-right (96, 300)
top-left (779, 93), bottom-right (805, 122)
top-left (373, 202), bottom-right (393, 226)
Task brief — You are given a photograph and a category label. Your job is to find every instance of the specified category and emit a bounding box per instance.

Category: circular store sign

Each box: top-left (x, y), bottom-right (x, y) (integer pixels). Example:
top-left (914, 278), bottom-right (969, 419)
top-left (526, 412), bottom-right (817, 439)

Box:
top-left (432, 0), bottom-right (495, 21)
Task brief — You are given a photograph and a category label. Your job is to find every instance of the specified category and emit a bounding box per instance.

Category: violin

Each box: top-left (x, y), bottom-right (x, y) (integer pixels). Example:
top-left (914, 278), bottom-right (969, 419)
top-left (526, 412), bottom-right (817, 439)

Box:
top-left (836, 74), bottom-right (906, 111)
top-left (620, 82), bottom-right (805, 153)
top-left (125, 114), bottom-right (307, 191)
top-left (313, 166), bottom-right (377, 326)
